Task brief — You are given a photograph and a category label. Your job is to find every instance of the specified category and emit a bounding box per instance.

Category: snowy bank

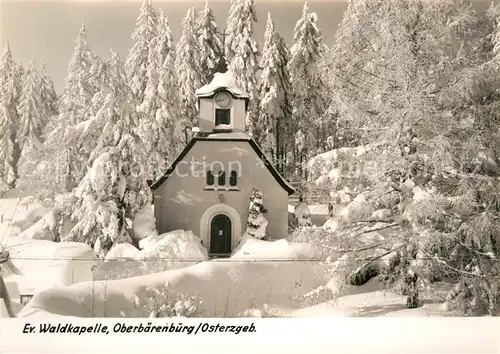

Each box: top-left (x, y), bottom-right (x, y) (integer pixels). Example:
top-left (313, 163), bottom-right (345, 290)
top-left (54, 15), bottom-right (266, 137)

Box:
top-left (93, 230), bottom-right (208, 281)
top-left (232, 235), bottom-right (314, 260)
top-left (6, 240), bottom-right (97, 291)
top-left (19, 236), bottom-right (322, 318)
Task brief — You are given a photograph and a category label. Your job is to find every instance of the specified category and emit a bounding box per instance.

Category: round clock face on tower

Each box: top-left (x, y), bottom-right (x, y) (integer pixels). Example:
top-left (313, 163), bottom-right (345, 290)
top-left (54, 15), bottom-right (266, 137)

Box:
top-left (214, 91), bottom-right (232, 108)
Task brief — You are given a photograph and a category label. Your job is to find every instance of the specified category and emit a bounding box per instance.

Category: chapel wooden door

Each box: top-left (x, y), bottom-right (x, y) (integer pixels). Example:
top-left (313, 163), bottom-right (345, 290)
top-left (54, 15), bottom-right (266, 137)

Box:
top-left (210, 214), bottom-right (232, 256)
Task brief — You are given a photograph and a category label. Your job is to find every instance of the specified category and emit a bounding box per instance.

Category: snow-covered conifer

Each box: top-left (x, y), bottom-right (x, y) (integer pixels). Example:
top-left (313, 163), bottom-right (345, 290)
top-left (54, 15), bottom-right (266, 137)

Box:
top-left (288, 2), bottom-right (327, 172)
top-left (17, 61), bottom-right (44, 152)
top-left (39, 61), bottom-right (58, 126)
top-left (60, 23), bottom-right (98, 125)
top-left (243, 189), bottom-right (269, 240)
top-left (158, 43), bottom-right (183, 160)
top-left (313, 0), bottom-right (500, 315)
top-left (0, 44), bottom-right (20, 191)
top-left (294, 197), bottom-right (312, 228)
top-left (16, 61), bottom-right (46, 182)
top-left (125, 0), bottom-right (159, 102)
top-left (258, 13), bottom-right (292, 173)
top-left (225, 0), bottom-right (260, 135)
top-left (46, 24), bottom-right (100, 191)
top-left (64, 51), bottom-right (151, 257)
top-left (175, 7), bottom-right (203, 144)
top-left (225, 0), bottom-right (259, 98)
top-left (139, 12), bottom-right (180, 178)
top-left (197, 0), bottom-right (224, 84)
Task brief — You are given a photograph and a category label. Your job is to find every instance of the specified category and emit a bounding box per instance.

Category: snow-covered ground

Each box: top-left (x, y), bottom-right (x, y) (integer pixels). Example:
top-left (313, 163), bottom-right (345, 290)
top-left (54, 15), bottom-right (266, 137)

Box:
top-left (1, 190), bottom-right (449, 318)
top-left (17, 236), bottom-right (319, 318)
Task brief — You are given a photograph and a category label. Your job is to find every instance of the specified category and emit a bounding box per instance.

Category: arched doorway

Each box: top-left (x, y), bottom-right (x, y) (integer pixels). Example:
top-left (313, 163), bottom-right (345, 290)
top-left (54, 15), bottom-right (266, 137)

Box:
top-left (210, 214), bottom-right (232, 255)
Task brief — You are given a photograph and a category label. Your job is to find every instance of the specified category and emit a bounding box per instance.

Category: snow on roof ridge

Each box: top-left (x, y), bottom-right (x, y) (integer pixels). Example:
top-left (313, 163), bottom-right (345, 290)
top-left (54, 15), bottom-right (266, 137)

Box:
top-left (195, 70), bottom-right (249, 98)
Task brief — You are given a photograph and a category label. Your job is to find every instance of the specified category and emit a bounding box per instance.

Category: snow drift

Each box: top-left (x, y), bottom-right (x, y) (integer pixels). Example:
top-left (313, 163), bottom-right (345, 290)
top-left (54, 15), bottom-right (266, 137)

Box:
top-left (18, 237), bottom-right (321, 318)
top-left (5, 239), bottom-right (98, 292)
top-left (93, 230), bottom-right (208, 281)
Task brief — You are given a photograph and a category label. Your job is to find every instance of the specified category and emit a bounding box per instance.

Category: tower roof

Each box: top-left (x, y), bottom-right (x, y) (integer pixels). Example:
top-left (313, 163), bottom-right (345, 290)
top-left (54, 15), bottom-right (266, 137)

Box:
top-left (195, 70), bottom-right (249, 99)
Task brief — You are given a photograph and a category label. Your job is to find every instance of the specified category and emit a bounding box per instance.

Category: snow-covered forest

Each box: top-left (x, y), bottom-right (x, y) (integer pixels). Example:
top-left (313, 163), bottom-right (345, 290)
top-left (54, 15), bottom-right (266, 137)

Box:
top-left (1, 0), bottom-right (500, 318)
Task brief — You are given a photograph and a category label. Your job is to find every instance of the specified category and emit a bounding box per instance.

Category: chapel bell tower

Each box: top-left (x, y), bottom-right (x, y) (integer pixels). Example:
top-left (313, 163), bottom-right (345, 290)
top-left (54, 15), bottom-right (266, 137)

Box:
top-left (194, 71), bottom-right (249, 133)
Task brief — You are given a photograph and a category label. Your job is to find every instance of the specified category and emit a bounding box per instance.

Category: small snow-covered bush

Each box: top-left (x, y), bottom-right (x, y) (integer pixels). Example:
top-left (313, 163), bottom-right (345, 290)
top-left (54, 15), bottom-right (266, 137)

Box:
top-left (131, 204), bottom-right (157, 242)
top-left (294, 201), bottom-right (313, 227)
top-left (294, 283), bottom-right (336, 308)
top-left (243, 189), bottom-right (269, 240)
top-left (134, 283), bottom-right (202, 318)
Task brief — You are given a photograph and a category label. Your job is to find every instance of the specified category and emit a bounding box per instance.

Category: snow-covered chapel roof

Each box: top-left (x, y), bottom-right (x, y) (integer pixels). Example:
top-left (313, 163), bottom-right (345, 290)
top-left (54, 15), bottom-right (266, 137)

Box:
top-left (195, 71), bottom-right (249, 99)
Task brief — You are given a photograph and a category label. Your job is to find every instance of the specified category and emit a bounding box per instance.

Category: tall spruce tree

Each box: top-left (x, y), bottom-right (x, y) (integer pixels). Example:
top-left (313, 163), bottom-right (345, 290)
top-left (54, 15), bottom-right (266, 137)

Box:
top-left (38, 23), bottom-right (99, 193)
top-left (225, 0), bottom-right (260, 135)
top-left (64, 51), bottom-right (151, 257)
top-left (0, 44), bottom-right (20, 191)
top-left (17, 61), bottom-right (44, 152)
top-left (258, 13), bottom-right (292, 174)
top-left (311, 0), bottom-right (500, 315)
top-left (288, 2), bottom-right (327, 174)
top-left (16, 61), bottom-right (47, 184)
top-left (139, 12), bottom-right (180, 178)
top-left (197, 0), bottom-right (224, 83)
top-left (125, 0), bottom-right (159, 103)
top-left (39, 61), bottom-right (59, 128)
top-left (60, 23), bottom-right (97, 126)
top-left (175, 7), bottom-right (203, 144)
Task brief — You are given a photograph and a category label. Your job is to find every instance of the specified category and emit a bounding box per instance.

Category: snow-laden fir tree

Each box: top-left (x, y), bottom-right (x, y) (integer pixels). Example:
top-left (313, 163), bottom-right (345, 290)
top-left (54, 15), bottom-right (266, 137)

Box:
top-left (18, 54), bottom-right (109, 200)
top-left (38, 61), bottom-right (58, 127)
top-left (139, 12), bottom-right (181, 178)
top-left (175, 7), bottom-right (203, 144)
top-left (225, 0), bottom-right (260, 135)
top-left (288, 2), bottom-right (327, 175)
top-left (63, 55), bottom-right (118, 177)
top-left (311, 0), bottom-right (500, 314)
top-left (139, 8), bottom-right (165, 119)
top-left (197, 0), bottom-right (224, 84)
top-left (63, 51), bottom-right (151, 258)
top-left (125, 0), bottom-right (159, 103)
top-left (258, 13), bottom-right (292, 174)
top-left (60, 23), bottom-right (98, 126)
top-left (13, 61), bottom-right (25, 115)
top-left (46, 23), bottom-right (100, 191)
top-left (0, 44), bottom-right (21, 191)
top-left (16, 61), bottom-right (46, 182)
top-left (243, 189), bottom-right (269, 240)
top-left (157, 35), bottom-right (183, 161)
top-left (88, 55), bottom-right (113, 117)
top-left (17, 61), bottom-right (44, 152)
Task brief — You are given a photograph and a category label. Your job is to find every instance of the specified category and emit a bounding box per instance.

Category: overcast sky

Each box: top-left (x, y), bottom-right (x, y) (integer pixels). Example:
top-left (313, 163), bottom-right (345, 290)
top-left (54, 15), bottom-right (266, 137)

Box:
top-left (0, 0), bottom-right (491, 92)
